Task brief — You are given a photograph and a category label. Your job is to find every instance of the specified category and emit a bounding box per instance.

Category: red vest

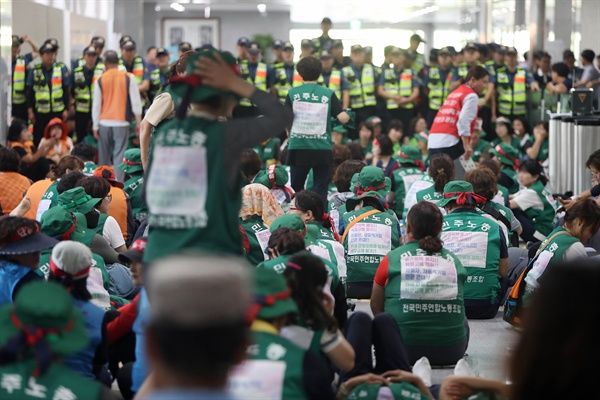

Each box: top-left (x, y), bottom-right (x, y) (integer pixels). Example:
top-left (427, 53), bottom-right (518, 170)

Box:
top-left (430, 84), bottom-right (477, 139)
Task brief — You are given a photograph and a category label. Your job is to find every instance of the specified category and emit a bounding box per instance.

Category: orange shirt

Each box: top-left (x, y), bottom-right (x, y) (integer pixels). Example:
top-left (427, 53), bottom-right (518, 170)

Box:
top-left (99, 69), bottom-right (129, 122)
top-left (23, 179), bottom-right (53, 220)
top-left (108, 186), bottom-right (129, 241)
top-left (0, 172), bottom-right (31, 215)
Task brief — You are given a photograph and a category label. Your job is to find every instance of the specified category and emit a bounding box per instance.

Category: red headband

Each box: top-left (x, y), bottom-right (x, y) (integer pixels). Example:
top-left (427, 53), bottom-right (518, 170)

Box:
top-left (355, 176), bottom-right (386, 196)
top-left (60, 220), bottom-right (77, 241)
top-left (398, 152), bottom-right (426, 171)
top-left (0, 224), bottom-right (39, 245)
top-left (443, 191), bottom-right (487, 206)
top-left (122, 159), bottom-right (140, 166)
top-left (494, 145), bottom-right (520, 170)
top-left (49, 257), bottom-right (91, 280)
top-left (247, 289), bottom-right (293, 323)
top-left (321, 213), bottom-right (341, 241)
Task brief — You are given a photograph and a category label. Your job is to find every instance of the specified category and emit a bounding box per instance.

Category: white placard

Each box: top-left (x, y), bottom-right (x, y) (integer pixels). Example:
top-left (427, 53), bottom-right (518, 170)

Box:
top-left (441, 231), bottom-right (488, 269)
top-left (400, 255), bottom-right (458, 300)
top-left (348, 222), bottom-right (392, 256)
top-left (229, 360), bottom-right (286, 400)
top-left (308, 243), bottom-right (332, 262)
top-left (291, 101), bottom-right (328, 136)
top-left (255, 229), bottom-right (272, 261)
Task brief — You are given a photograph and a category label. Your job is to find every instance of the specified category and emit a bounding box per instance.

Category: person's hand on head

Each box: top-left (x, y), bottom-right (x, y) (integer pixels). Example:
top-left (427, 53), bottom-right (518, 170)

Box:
top-left (194, 52), bottom-right (239, 92)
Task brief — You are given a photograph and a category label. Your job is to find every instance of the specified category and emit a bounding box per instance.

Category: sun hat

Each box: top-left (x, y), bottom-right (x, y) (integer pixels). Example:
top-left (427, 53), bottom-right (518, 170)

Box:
top-left (365, 116), bottom-right (382, 129)
top-left (489, 143), bottom-right (520, 169)
top-left (40, 207), bottom-right (96, 246)
top-left (0, 281), bottom-right (88, 358)
top-left (49, 241), bottom-right (93, 281)
top-left (438, 180), bottom-right (487, 207)
top-left (249, 268), bottom-right (298, 321)
top-left (493, 116), bottom-right (512, 131)
top-left (269, 214), bottom-right (307, 236)
top-left (346, 166), bottom-right (391, 210)
top-left (0, 219), bottom-right (58, 256)
top-left (254, 165), bottom-right (289, 189)
top-left (58, 187), bottom-right (102, 215)
top-left (94, 166), bottom-right (125, 189)
top-left (43, 117), bottom-right (68, 140)
top-left (118, 148), bottom-right (143, 174)
top-left (118, 237), bottom-right (147, 264)
top-left (397, 145), bottom-right (425, 170)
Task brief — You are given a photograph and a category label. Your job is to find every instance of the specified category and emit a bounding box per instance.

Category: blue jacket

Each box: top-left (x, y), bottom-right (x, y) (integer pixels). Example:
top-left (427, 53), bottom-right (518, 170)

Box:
top-left (0, 260), bottom-right (38, 306)
top-left (132, 289), bottom-right (151, 392)
top-left (64, 299), bottom-right (105, 379)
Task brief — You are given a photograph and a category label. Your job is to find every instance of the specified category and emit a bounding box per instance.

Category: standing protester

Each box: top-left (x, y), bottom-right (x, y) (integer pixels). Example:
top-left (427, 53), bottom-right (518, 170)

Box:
top-left (343, 45), bottom-right (377, 127)
top-left (11, 33), bottom-right (40, 121)
top-left (407, 33), bottom-right (426, 74)
top-left (72, 46), bottom-right (105, 143)
top-left (272, 41), bottom-right (302, 104)
top-left (428, 66), bottom-right (490, 180)
top-left (144, 50), bottom-right (293, 262)
top-left (92, 50), bottom-right (143, 182)
top-left (26, 41), bottom-right (70, 147)
top-left (148, 47), bottom-right (170, 104)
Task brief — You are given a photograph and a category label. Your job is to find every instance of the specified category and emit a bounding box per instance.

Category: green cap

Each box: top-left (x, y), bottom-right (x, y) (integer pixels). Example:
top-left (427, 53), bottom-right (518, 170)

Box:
top-left (254, 165), bottom-right (289, 189)
top-left (396, 145), bottom-right (422, 165)
top-left (489, 143), bottom-right (519, 167)
top-left (493, 116), bottom-right (512, 129)
top-left (40, 208), bottom-right (96, 246)
top-left (58, 187), bottom-right (102, 215)
top-left (347, 166), bottom-right (391, 210)
top-left (365, 116), bottom-right (382, 128)
top-left (0, 281), bottom-right (88, 356)
top-left (118, 148), bottom-right (143, 174)
top-left (269, 214), bottom-right (306, 236)
top-left (252, 269), bottom-right (298, 320)
top-left (438, 180), bottom-right (476, 207)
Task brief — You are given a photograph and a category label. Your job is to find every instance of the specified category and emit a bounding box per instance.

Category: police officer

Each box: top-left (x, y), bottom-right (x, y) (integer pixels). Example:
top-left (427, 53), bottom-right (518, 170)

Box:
top-left (236, 37), bottom-right (250, 63)
top-left (495, 47), bottom-right (539, 122)
top-left (424, 46), bottom-right (456, 127)
top-left (236, 42), bottom-right (275, 117)
top-left (11, 34), bottom-right (40, 121)
top-left (73, 36), bottom-right (106, 70)
top-left (148, 47), bottom-right (171, 104)
top-left (332, 39), bottom-right (350, 70)
top-left (407, 33), bottom-right (426, 74)
top-left (343, 45), bottom-right (377, 129)
top-left (118, 36), bottom-right (150, 103)
top-left (377, 48), bottom-right (419, 131)
top-left (318, 49), bottom-right (349, 106)
top-left (71, 46), bottom-right (105, 142)
top-left (300, 39), bottom-right (314, 58)
top-left (312, 17), bottom-right (335, 53)
top-left (488, 44), bottom-right (506, 73)
top-left (272, 41), bottom-right (302, 104)
top-left (272, 39), bottom-right (285, 65)
top-left (26, 41), bottom-right (70, 146)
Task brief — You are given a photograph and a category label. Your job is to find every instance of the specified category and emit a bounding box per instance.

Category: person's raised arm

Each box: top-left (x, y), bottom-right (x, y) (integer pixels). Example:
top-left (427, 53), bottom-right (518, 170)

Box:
top-left (22, 35), bottom-right (40, 59)
top-left (457, 93), bottom-right (478, 160)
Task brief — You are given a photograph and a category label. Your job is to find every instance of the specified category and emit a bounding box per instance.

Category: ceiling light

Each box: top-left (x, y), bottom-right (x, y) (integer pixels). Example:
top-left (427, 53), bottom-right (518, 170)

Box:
top-left (179, 0), bottom-right (190, 3)
top-left (393, 5), bottom-right (439, 23)
top-left (155, 5), bottom-right (161, 11)
top-left (205, 6), bottom-right (210, 18)
top-left (170, 2), bottom-right (185, 12)
top-left (257, 3), bottom-right (267, 13)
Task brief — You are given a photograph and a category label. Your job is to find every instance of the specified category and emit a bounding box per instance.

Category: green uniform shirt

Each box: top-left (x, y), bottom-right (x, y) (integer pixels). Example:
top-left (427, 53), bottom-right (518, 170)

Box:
top-left (502, 167), bottom-right (520, 194)
top-left (416, 186), bottom-right (443, 205)
top-left (240, 216), bottom-right (271, 266)
top-left (523, 180), bottom-right (557, 237)
top-left (402, 175), bottom-right (434, 219)
top-left (287, 83), bottom-right (334, 151)
top-left (391, 167), bottom-right (425, 218)
top-left (384, 240), bottom-right (467, 346)
top-left (348, 381), bottom-right (432, 400)
top-left (124, 174), bottom-right (148, 222)
top-left (257, 254), bottom-right (291, 275)
top-left (472, 139), bottom-right (490, 162)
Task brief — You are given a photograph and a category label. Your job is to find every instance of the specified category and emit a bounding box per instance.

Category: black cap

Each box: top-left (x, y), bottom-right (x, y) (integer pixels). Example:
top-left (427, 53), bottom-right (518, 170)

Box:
top-left (156, 47), bottom-right (169, 57)
top-left (91, 36), bottom-right (105, 47)
top-left (237, 37), bottom-right (250, 47)
top-left (122, 40), bottom-right (136, 50)
top-left (506, 46), bottom-right (518, 55)
top-left (439, 46), bottom-right (454, 56)
top-left (178, 42), bottom-right (192, 51)
top-left (321, 17), bottom-right (332, 25)
top-left (384, 45), bottom-right (396, 56)
top-left (319, 50), bottom-right (333, 59)
top-left (39, 42), bottom-right (56, 54)
top-left (83, 46), bottom-right (98, 56)
top-left (273, 40), bottom-right (284, 49)
top-left (120, 35), bottom-right (133, 48)
top-left (283, 41), bottom-right (294, 51)
top-left (248, 42), bottom-right (261, 55)
top-left (464, 42), bottom-right (480, 52)
top-left (351, 44), bottom-right (364, 53)
top-left (364, 46), bottom-right (373, 55)
top-left (410, 34), bottom-right (426, 43)
top-left (301, 39), bottom-right (314, 48)
top-left (496, 45), bottom-right (507, 55)
top-left (43, 38), bottom-right (59, 51)
top-left (429, 48), bottom-right (439, 58)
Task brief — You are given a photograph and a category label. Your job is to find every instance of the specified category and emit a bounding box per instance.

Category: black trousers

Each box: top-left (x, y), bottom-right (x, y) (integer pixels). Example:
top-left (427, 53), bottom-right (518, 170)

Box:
top-left (350, 106), bottom-right (378, 140)
top-left (426, 108), bottom-right (439, 128)
top-left (290, 163), bottom-right (332, 207)
top-left (75, 111), bottom-right (92, 142)
top-left (33, 111), bottom-right (62, 147)
top-left (12, 103), bottom-right (28, 121)
top-left (465, 277), bottom-right (509, 319)
top-left (388, 107), bottom-right (416, 133)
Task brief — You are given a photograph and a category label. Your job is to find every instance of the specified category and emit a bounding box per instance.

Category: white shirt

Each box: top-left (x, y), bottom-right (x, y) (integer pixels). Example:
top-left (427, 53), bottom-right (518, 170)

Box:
top-left (512, 188), bottom-right (543, 211)
top-left (92, 70), bottom-right (142, 130)
top-left (428, 93), bottom-right (479, 149)
top-left (102, 215), bottom-right (126, 249)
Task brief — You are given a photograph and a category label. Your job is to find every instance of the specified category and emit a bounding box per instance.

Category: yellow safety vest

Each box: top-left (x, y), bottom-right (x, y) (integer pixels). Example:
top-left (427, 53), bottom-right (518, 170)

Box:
top-left (118, 55), bottom-right (145, 84)
top-left (317, 69), bottom-right (342, 100)
top-left (12, 56), bottom-right (26, 105)
top-left (73, 63), bottom-right (105, 113)
top-left (32, 64), bottom-right (65, 114)
top-left (427, 67), bottom-right (453, 111)
top-left (383, 68), bottom-right (414, 110)
top-left (342, 64), bottom-right (376, 109)
top-left (274, 63), bottom-right (302, 104)
top-left (239, 62), bottom-right (268, 107)
top-left (496, 68), bottom-right (527, 116)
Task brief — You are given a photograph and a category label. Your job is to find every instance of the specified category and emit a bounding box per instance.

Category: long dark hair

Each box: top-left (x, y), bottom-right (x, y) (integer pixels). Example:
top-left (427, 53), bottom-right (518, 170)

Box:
top-left (293, 190), bottom-right (337, 236)
top-left (519, 160), bottom-right (548, 186)
top-left (48, 272), bottom-right (91, 301)
top-left (50, 156), bottom-right (84, 180)
top-left (406, 201), bottom-right (444, 253)
top-left (562, 199), bottom-right (600, 238)
top-left (283, 252), bottom-right (337, 333)
top-left (429, 153), bottom-right (455, 193)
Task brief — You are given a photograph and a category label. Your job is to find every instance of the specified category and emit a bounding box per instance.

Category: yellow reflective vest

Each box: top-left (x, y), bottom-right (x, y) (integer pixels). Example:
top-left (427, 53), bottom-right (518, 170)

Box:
top-left (32, 64), bottom-right (65, 114)
top-left (239, 62), bottom-right (268, 107)
top-left (73, 63), bottom-right (105, 113)
top-left (274, 63), bottom-right (302, 104)
top-left (382, 68), bottom-right (414, 109)
top-left (496, 67), bottom-right (527, 116)
top-left (427, 66), bottom-right (453, 111)
top-left (12, 56), bottom-right (27, 105)
top-left (317, 69), bottom-right (342, 100)
top-left (342, 64), bottom-right (376, 109)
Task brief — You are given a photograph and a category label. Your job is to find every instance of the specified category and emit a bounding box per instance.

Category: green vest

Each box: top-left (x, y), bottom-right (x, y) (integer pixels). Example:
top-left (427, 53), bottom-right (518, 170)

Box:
top-left (73, 63), bottom-right (105, 113)
top-left (83, 162), bottom-right (99, 176)
top-left (273, 63), bottom-right (302, 103)
top-left (343, 206), bottom-right (400, 283)
top-left (524, 180), bottom-right (557, 237)
top-left (239, 62), bottom-right (268, 107)
top-left (145, 116), bottom-right (243, 262)
top-left (392, 167), bottom-right (425, 218)
top-left (486, 201), bottom-right (517, 246)
top-left (496, 67), bottom-right (527, 116)
top-left (402, 175), bottom-right (434, 219)
top-left (413, 53), bottom-right (425, 74)
top-left (287, 83), bottom-right (334, 151)
top-left (304, 223), bottom-right (342, 290)
top-left (441, 210), bottom-right (502, 302)
top-left (472, 139), bottom-right (490, 162)
top-left (384, 240), bottom-right (467, 346)
top-left (256, 254), bottom-right (291, 274)
top-left (253, 138), bottom-right (280, 167)
top-left (348, 381), bottom-right (432, 400)
top-left (230, 330), bottom-right (308, 400)
top-left (527, 137), bottom-right (549, 162)
top-left (241, 216), bottom-right (270, 266)
top-left (0, 359), bottom-right (102, 400)
top-left (12, 56), bottom-right (26, 105)
top-left (342, 64), bottom-right (376, 109)
top-left (427, 66), bottom-right (453, 111)
top-left (317, 69), bottom-right (342, 100)
top-left (36, 181), bottom-right (59, 221)
top-left (497, 184), bottom-right (509, 204)
top-left (502, 167), bottom-right (520, 194)
top-left (32, 64), bottom-right (65, 113)
top-left (416, 185), bottom-right (443, 205)
top-left (124, 174), bottom-right (148, 221)
top-left (383, 68), bottom-right (414, 110)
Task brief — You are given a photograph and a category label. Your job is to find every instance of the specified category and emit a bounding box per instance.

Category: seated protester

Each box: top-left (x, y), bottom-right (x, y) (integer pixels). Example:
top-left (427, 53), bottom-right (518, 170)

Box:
top-left (43, 117), bottom-right (74, 163)
top-left (229, 268), bottom-right (336, 400)
top-left (545, 61), bottom-right (572, 95)
top-left (332, 125), bottom-right (350, 145)
top-left (0, 217), bottom-right (57, 306)
top-left (253, 137), bottom-right (281, 167)
top-left (257, 224), bottom-right (307, 273)
top-left (8, 118), bottom-right (52, 181)
top-left (466, 167), bottom-right (523, 247)
top-left (523, 121), bottom-right (549, 164)
top-left (240, 148), bottom-right (263, 184)
top-left (356, 122), bottom-right (375, 162)
top-left (47, 241), bottom-right (110, 384)
top-left (328, 159), bottom-right (365, 233)
top-left (0, 282), bottom-right (114, 399)
top-left (387, 119), bottom-right (404, 155)
top-left (470, 119), bottom-right (490, 164)
top-left (407, 116), bottom-right (429, 148)
top-left (59, 185), bottom-right (127, 252)
top-left (71, 142), bottom-right (99, 176)
top-left (371, 201), bottom-right (468, 366)
top-left (512, 116), bottom-right (533, 155)
top-left (370, 135), bottom-right (399, 178)
top-left (144, 50), bottom-right (293, 262)
top-left (118, 149), bottom-right (148, 223)
top-left (94, 166), bottom-right (134, 245)
top-left (253, 164), bottom-right (295, 212)
top-left (306, 144), bottom-right (352, 200)
top-left (489, 117), bottom-right (521, 158)
top-left (412, 130), bottom-right (430, 168)
top-left (480, 158), bottom-right (510, 206)
top-left (416, 152), bottom-right (455, 211)
top-left (347, 141), bottom-right (366, 161)
top-left (561, 149), bottom-right (600, 209)
top-left (366, 116), bottom-right (383, 137)
top-left (439, 181), bottom-right (509, 319)
top-left (340, 371), bottom-right (433, 400)
top-left (281, 252), bottom-right (355, 372)
top-left (391, 145), bottom-right (426, 218)
top-left (489, 142), bottom-right (520, 194)
top-left (38, 207), bottom-right (112, 309)
top-left (509, 160), bottom-right (557, 242)
top-left (341, 167), bottom-right (400, 299)
top-left (25, 155), bottom-right (84, 221)
top-left (0, 147), bottom-right (31, 215)
top-left (239, 183), bottom-right (284, 266)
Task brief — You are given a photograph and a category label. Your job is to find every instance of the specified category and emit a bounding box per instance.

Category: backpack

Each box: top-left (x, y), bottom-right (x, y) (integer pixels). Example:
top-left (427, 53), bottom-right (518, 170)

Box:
top-left (479, 203), bottom-right (519, 247)
top-left (105, 262), bottom-right (136, 299)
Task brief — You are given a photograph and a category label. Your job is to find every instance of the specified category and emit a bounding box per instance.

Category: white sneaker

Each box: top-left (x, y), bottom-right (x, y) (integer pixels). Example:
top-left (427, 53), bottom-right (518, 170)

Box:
top-left (454, 358), bottom-right (473, 377)
top-left (412, 356), bottom-right (432, 387)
